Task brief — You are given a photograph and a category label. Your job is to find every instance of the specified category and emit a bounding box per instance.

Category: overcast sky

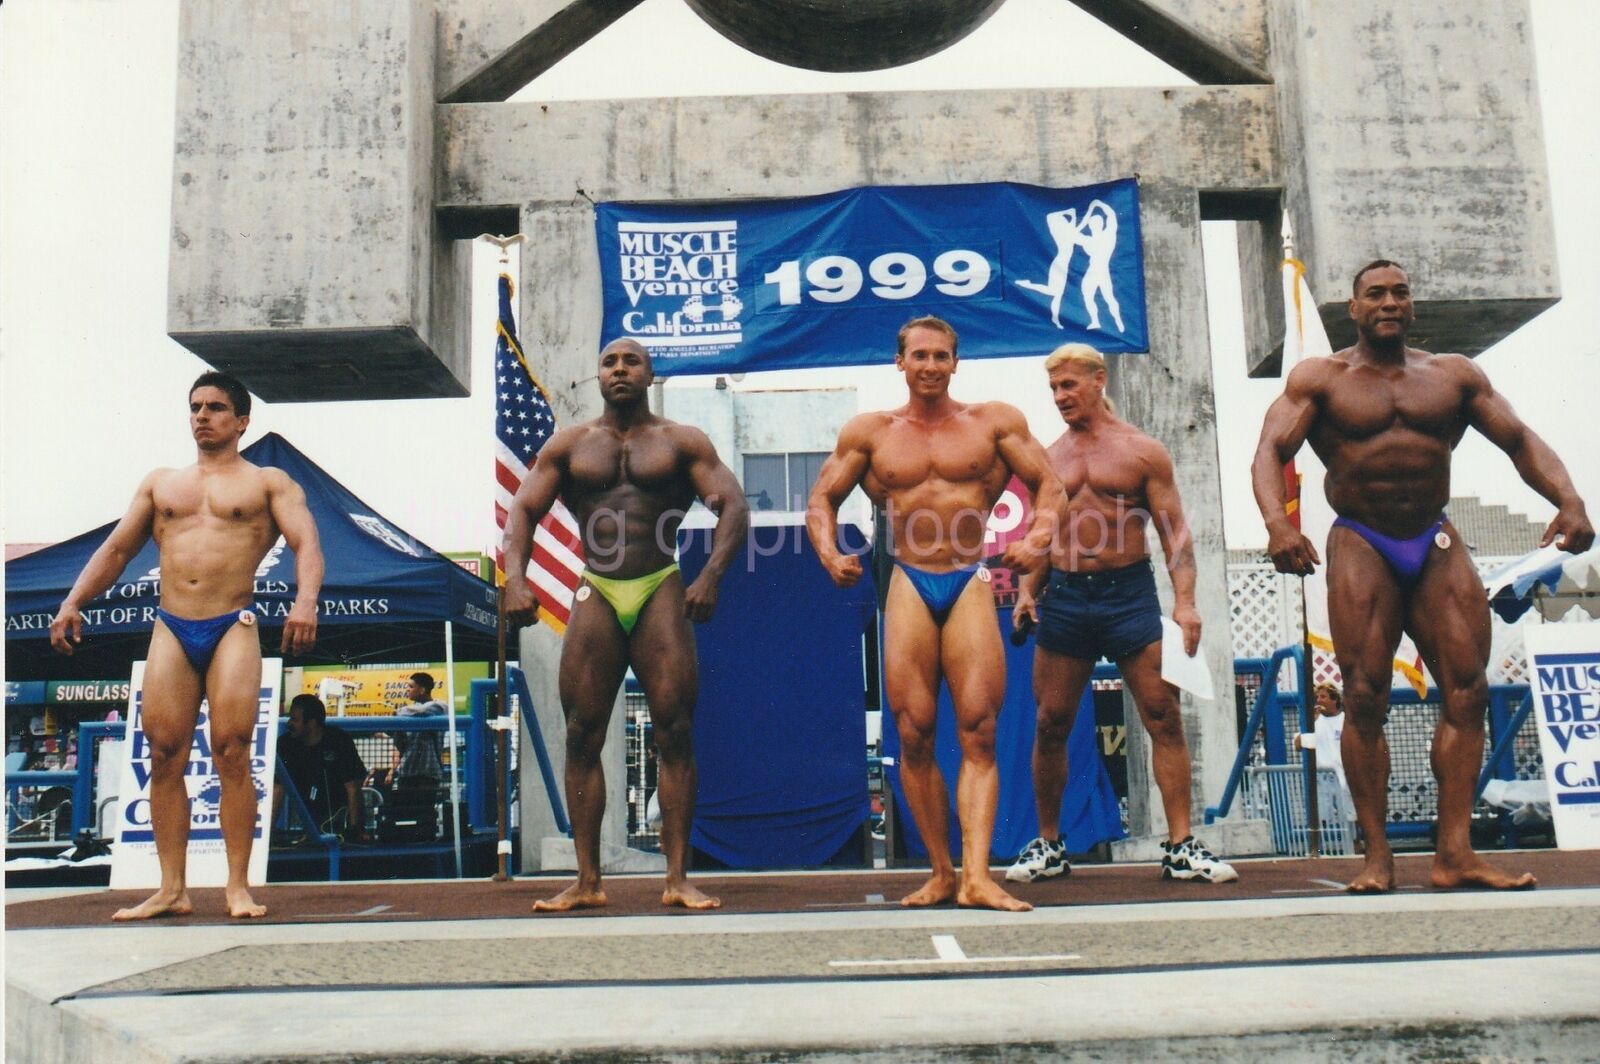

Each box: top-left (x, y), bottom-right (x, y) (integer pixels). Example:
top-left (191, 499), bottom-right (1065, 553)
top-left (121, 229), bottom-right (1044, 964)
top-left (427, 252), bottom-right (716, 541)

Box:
top-left (3, 0), bottom-right (1596, 557)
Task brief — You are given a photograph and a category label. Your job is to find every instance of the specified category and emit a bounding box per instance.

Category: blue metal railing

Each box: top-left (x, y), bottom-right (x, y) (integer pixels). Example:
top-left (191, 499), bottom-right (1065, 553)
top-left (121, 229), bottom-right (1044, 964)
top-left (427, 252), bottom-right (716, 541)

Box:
top-left (1206, 647), bottom-right (1301, 825)
top-left (1205, 645), bottom-right (1535, 845)
top-left (271, 761), bottom-right (344, 879)
top-left (4, 714), bottom-right (510, 843)
top-left (507, 666), bottom-right (569, 835)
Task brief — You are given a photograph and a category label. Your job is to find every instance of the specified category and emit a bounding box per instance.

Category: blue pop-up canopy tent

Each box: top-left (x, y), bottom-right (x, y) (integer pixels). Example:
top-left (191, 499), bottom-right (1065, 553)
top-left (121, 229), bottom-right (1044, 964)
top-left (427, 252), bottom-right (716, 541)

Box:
top-left (5, 432), bottom-right (498, 675)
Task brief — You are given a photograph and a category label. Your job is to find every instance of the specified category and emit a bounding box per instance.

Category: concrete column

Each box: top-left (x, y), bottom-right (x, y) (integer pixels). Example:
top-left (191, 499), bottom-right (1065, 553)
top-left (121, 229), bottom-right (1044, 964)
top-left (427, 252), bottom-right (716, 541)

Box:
top-left (512, 200), bottom-right (635, 872)
top-left (168, 0), bottom-right (458, 401)
top-left (1107, 185), bottom-right (1237, 841)
top-left (1244, 0), bottom-right (1558, 372)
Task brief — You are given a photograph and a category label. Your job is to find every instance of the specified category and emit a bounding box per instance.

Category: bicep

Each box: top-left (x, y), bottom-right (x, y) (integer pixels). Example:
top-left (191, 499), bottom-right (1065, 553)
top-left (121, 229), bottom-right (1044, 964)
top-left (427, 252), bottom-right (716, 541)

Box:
top-left (1463, 370), bottom-right (1528, 453)
top-left (992, 409), bottom-right (1053, 493)
top-left (1256, 391), bottom-right (1316, 459)
top-left (696, 462), bottom-right (745, 510)
top-left (812, 421), bottom-right (874, 504)
top-left (510, 449), bottom-right (564, 516)
top-left (684, 434), bottom-right (743, 506)
top-left (999, 434), bottom-right (1055, 495)
top-left (102, 477), bottom-right (159, 556)
top-left (1142, 449), bottom-right (1187, 534)
top-left (812, 445), bottom-right (870, 505)
top-left (269, 475), bottom-right (319, 547)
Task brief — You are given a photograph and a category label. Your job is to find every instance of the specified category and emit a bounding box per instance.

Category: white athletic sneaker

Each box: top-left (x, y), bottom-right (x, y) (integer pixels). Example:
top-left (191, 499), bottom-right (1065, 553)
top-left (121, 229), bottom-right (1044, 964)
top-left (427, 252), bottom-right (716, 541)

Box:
top-left (1004, 836), bottom-right (1071, 882)
top-left (1161, 836), bottom-right (1239, 883)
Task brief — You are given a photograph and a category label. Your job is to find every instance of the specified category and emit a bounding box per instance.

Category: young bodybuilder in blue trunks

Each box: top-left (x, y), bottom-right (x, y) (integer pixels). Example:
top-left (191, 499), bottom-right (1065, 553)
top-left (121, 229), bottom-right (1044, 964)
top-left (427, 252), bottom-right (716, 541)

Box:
top-left (502, 339), bottom-right (749, 912)
top-left (808, 316), bottom-right (1063, 911)
top-left (1253, 261), bottom-right (1593, 892)
top-left (51, 371), bottom-right (322, 919)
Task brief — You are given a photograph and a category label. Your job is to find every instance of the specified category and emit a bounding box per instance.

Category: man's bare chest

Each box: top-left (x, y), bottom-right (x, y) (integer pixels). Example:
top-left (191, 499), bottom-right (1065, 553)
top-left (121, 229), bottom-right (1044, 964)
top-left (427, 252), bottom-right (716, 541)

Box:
top-left (871, 421), bottom-right (999, 488)
top-left (1054, 444), bottom-right (1144, 507)
top-left (566, 430), bottom-right (683, 495)
top-left (1322, 369), bottom-right (1466, 440)
top-left (153, 472), bottom-right (270, 526)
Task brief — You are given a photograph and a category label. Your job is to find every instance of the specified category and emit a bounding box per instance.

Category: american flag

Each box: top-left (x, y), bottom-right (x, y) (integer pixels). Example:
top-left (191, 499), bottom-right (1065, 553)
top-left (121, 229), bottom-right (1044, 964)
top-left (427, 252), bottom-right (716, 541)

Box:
top-left (493, 272), bottom-right (583, 632)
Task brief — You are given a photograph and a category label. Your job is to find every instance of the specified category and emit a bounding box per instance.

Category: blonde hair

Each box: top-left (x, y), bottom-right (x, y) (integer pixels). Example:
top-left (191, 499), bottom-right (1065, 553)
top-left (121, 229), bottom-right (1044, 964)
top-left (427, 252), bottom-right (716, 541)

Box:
top-left (1044, 343), bottom-right (1115, 414)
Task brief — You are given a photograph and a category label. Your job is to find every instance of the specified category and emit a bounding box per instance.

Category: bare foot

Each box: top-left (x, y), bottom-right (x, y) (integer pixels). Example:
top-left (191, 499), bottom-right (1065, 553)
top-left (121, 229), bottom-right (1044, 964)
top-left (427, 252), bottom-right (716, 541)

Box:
top-left (1346, 854), bottom-right (1395, 894)
top-left (957, 878), bottom-right (1033, 912)
top-left (111, 888), bottom-right (193, 922)
top-left (1431, 853), bottom-right (1536, 891)
top-left (662, 882), bottom-right (721, 910)
top-left (225, 885), bottom-right (267, 919)
top-left (900, 872), bottom-right (959, 907)
top-left (532, 881), bottom-right (608, 912)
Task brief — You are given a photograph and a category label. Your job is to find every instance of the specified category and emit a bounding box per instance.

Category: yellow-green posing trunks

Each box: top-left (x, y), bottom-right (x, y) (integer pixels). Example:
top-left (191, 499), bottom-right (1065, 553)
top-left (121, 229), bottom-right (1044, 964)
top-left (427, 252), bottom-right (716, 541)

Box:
top-left (581, 563), bottom-right (679, 634)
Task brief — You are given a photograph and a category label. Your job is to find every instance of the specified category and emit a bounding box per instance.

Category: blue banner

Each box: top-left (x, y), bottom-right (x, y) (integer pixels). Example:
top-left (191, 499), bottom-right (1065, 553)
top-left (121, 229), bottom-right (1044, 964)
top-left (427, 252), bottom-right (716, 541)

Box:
top-left (595, 179), bottom-right (1147, 377)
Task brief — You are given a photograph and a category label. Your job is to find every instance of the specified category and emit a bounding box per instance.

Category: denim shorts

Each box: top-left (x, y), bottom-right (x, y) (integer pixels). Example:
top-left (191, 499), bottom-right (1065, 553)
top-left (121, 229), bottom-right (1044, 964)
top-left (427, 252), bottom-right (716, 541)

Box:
top-left (1035, 559), bottom-right (1164, 662)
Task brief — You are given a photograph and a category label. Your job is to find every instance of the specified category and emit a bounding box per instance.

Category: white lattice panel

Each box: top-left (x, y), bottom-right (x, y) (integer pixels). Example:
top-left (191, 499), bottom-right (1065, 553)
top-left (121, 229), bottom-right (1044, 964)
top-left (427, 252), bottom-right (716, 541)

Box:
top-left (1222, 557), bottom-right (1562, 690)
top-left (1227, 563), bottom-right (1297, 660)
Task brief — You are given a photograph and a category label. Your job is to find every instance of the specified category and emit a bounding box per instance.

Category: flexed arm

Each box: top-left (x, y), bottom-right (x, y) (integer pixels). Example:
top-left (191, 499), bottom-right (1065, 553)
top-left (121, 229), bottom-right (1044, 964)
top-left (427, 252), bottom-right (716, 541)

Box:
top-left (807, 415), bottom-right (876, 587)
top-left (680, 427), bottom-right (750, 622)
top-left (1252, 360), bottom-right (1327, 575)
top-left (992, 404), bottom-right (1064, 575)
top-left (268, 470), bottom-right (323, 655)
top-left (1460, 356), bottom-right (1593, 553)
top-left (50, 473), bottom-right (159, 654)
top-left (501, 431), bottom-right (573, 627)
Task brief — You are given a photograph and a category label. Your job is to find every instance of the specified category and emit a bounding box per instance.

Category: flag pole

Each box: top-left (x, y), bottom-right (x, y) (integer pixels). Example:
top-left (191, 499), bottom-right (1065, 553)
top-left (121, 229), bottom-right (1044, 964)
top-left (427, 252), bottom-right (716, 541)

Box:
top-left (1299, 554), bottom-right (1323, 858)
top-left (494, 581), bottom-right (511, 881)
top-left (482, 232), bottom-right (522, 883)
top-left (1282, 217), bottom-right (1323, 859)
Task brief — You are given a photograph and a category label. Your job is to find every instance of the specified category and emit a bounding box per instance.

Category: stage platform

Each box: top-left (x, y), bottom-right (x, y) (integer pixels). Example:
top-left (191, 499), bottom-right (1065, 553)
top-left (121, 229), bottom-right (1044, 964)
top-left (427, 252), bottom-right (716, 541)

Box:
top-left (8, 851), bottom-right (1600, 1062)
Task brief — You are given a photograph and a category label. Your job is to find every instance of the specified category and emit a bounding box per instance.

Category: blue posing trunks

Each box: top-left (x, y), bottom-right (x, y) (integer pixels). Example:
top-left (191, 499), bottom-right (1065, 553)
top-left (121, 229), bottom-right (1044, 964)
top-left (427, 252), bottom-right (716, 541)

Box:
top-left (894, 561), bottom-right (983, 625)
top-left (157, 608), bottom-right (253, 673)
top-left (1036, 559), bottom-right (1164, 662)
top-left (1332, 514), bottom-right (1447, 586)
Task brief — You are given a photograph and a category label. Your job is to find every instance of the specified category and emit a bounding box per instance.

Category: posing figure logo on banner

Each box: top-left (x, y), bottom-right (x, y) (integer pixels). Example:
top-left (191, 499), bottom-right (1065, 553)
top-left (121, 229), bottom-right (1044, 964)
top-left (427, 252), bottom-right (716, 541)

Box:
top-left (1015, 199), bottom-right (1125, 332)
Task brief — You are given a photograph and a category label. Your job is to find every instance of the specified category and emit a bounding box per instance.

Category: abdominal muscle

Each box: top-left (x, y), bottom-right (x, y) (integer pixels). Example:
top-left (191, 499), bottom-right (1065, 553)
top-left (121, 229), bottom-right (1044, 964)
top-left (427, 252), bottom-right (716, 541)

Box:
top-left (879, 477), bottom-right (1001, 571)
top-left (1053, 498), bottom-right (1150, 572)
top-left (154, 519), bottom-right (275, 618)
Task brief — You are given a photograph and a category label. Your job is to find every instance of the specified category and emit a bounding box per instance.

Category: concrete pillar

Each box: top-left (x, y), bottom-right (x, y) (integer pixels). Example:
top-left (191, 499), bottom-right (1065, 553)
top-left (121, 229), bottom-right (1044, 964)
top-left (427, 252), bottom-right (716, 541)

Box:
top-left (1107, 186), bottom-right (1237, 839)
top-left (1244, 0), bottom-right (1559, 373)
top-left (512, 200), bottom-right (636, 872)
top-left (168, 0), bottom-right (459, 401)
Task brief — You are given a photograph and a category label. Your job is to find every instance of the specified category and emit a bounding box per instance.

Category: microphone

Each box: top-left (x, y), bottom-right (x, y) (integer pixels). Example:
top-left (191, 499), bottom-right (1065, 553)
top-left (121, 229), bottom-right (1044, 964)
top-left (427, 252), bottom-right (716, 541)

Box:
top-left (1009, 613), bottom-right (1036, 647)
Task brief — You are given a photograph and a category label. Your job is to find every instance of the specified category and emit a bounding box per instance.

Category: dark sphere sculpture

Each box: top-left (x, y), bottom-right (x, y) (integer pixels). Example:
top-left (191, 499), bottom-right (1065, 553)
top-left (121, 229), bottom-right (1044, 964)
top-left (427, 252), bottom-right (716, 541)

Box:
top-left (683, 0), bottom-right (1009, 73)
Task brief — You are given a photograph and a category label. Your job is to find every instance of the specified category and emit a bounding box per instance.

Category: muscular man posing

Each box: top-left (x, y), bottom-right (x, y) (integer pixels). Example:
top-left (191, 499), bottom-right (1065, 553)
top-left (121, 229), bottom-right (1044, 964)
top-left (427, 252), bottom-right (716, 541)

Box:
top-left (52, 371), bottom-right (322, 920)
top-left (1006, 344), bottom-right (1237, 885)
top-left (1253, 260), bottom-right (1592, 892)
top-left (808, 316), bottom-right (1063, 911)
top-left (503, 338), bottom-right (749, 912)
